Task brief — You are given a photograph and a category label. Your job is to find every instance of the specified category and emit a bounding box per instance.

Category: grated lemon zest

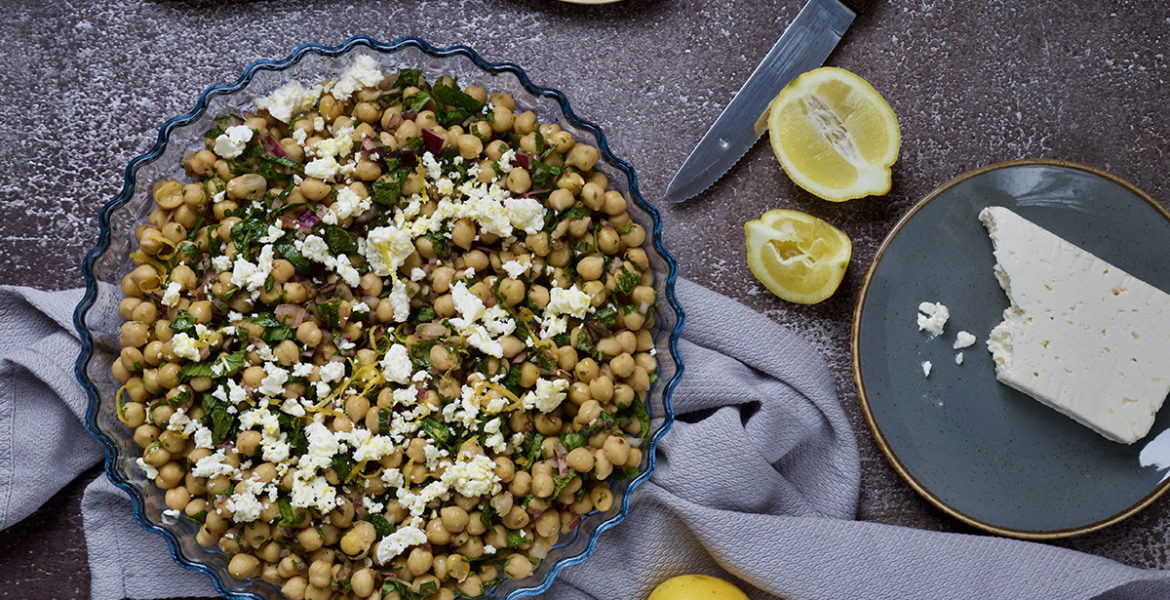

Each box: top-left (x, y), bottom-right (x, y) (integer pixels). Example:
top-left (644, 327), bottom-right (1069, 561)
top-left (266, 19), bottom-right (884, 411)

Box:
top-left (115, 384), bottom-right (133, 425)
top-left (148, 234), bottom-right (180, 261)
top-left (416, 165), bottom-right (429, 202)
top-left (129, 250), bottom-right (168, 276)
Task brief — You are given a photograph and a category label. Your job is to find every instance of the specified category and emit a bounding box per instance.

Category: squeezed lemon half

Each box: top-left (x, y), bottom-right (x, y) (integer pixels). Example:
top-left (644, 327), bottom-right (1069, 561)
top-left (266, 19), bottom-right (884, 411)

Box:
top-left (766, 67), bottom-right (900, 202)
top-left (745, 209), bottom-right (851, 304)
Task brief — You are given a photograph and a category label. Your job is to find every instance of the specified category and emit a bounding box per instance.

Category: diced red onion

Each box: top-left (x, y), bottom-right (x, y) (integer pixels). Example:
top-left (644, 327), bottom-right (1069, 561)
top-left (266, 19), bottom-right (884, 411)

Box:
top-left (515, 153), bottom-right (531, 169)
top-left (360, 136), bottom-right (382, 162)
top-left (263, 136), bottom-right (289, 158)
top-left (422, 129), bottom-right (444, 155)
top-left (402, 110), bottom-right (417, 121)
top-left (297, 210), bottom-right (320, 229)
top-left (275, 304), bottom-right (310, 327)
top-left (519, 189), bottom-right (551, 198)
top-left (386, 112), bottom-right (404, 128)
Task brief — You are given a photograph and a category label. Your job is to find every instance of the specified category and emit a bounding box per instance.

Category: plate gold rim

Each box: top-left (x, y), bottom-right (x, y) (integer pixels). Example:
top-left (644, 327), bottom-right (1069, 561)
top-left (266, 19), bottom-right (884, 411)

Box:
top-left (851, 157), bottom-right (1170, 540)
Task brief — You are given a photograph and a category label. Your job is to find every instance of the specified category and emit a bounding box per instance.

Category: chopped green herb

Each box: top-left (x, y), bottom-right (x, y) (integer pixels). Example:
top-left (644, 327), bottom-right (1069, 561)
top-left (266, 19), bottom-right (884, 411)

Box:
top-left (169, 310), bottom-right (197, 334)
top-left (323, 225), bottom-right (358, 255)
top-left (331, 453), bottom-right (354, 481)
top-left (362, 513), bottom-right (395, 537)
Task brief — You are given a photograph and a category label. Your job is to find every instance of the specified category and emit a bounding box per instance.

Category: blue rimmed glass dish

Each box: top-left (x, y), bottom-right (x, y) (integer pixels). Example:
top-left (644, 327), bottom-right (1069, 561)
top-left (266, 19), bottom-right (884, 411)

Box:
top-left (73, 35), bottom-right (684, 600)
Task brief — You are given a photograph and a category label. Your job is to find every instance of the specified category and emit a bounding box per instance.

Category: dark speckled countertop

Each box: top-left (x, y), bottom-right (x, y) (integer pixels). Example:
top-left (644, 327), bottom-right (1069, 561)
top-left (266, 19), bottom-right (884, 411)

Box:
top-left (2, 0), bottom-right (1170, 598)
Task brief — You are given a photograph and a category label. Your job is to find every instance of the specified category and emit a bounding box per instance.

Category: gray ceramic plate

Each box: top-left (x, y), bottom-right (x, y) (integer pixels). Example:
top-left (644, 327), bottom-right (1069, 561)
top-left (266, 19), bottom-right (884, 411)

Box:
top-left (852, 159), bottom-right (1170, 539)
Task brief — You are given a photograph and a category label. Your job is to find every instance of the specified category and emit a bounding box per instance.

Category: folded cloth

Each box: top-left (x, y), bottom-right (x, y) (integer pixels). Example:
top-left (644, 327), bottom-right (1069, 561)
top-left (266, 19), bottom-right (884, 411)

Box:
top-left (3, 280), bottom-right (1170, 600)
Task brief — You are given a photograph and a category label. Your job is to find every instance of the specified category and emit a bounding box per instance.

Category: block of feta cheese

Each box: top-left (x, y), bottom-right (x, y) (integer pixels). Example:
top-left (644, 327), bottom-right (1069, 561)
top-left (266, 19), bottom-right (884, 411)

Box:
top-left (980, 206), bottom-right (1170, 444)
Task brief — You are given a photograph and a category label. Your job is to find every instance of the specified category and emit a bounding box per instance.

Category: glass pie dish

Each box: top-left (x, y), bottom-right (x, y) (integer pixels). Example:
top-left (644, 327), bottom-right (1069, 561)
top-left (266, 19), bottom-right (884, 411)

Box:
top-left (74, 35), bottom-right (684, 599)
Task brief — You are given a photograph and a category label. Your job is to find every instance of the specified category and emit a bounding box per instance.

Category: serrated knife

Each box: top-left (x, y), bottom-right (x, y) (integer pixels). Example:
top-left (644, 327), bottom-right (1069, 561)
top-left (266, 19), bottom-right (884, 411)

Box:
top-left (665, 0), bottom-right (866, 203)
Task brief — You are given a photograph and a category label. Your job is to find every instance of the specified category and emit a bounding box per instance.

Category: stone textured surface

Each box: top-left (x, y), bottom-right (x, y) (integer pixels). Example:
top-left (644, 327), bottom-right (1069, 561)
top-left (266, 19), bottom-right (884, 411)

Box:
top-left (2, 0), bottom-right (1170, 597)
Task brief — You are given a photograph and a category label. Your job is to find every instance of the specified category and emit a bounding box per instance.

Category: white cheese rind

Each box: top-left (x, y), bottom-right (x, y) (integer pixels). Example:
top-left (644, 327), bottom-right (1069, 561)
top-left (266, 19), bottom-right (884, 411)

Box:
top-left (980, 206), bottom-right (1170, 444)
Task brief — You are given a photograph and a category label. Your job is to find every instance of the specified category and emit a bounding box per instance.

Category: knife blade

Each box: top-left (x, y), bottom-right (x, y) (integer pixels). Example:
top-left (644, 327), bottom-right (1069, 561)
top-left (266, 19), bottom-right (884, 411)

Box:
top-left (665, 0), bottom-right (864, 204)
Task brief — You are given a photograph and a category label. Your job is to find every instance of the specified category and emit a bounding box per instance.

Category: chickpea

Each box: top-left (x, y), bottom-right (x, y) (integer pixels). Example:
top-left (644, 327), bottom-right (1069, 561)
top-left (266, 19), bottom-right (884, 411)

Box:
top-left (504, 553), bottom-right (535, 579)
top-left (450, 218), bottom-right (476, 250)
top-left (350, 568), bottom-right (375, 597)
top-left (533, 472), bottom-right (555, 498)
top-left (227, 174), bottom-right (267, 202)
top-left (407, 546), bottom-right (434, 576)
top-left (339, 520), bottom-right (376, 557)
top-left (165, 486), bottom-right (191, 511)
top-left (457, 133), bottom-right (484, 159)
top-left (576, 256), bottom-right (604, 281)
top-left (298, 178), bottom-right (331, 202)
top-left (281, 577), bottom-right (308, 600)
top-left (236, 430), bottom-right (262, 457)
top-left (296, 527), bottom-right (325, 553)
top-left (296, 321), bottom-right (322, 347)
top-left (490, 106), bottom-right (515, 133)
top-left (506, 167), bottom-right (532, 194)
top-left (509, 110), bottom-right (535, 135)
top-left (155, 462), bottom-right (184, 489)
top-left (426, 517), bottom-right (452, 545)
top-left (307, 559), bottom-right (332, 589)
top-left (548, 188), bottom-right (575, 211)
top-left (566, 144), bottom-right (599, 171)
top-left (439, 505), bottom-right (470, 534)
top-left (577, 399), bottom-right (603, 425)
top-left (497, 278), bottom-right (526, 307)
top-left (567, 447), bottom-right (594, 472)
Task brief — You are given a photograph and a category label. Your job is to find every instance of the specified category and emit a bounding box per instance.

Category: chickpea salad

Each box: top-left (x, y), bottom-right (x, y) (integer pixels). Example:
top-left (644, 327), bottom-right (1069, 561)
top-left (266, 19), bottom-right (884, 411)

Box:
top-left (113, 55), bottom-right (659, 600)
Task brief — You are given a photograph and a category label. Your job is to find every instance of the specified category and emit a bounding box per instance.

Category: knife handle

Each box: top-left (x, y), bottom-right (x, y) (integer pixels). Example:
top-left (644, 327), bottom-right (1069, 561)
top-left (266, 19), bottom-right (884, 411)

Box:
top-left (839, 0), bottom-right (868, 14)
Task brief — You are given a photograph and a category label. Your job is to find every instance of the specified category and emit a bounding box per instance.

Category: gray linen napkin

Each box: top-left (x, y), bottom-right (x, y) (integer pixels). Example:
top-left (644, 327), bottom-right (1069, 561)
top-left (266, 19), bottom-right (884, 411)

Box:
top-left (3, 281), bottom-right (1170, 600)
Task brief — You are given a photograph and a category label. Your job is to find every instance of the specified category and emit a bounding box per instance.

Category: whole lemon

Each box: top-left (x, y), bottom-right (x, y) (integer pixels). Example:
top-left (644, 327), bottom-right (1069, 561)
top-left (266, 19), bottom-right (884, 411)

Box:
top-left (648, 574), bottom-right (749, 600)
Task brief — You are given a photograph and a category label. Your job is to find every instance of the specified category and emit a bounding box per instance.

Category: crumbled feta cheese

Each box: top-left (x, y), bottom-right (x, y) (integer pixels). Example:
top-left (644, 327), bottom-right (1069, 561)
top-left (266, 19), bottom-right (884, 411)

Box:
top-left (440, 454), bottom-right (501, 498)
top-left (319, 361), bottom-right (346, 383)
top-left (523, 378), bottom-right (570, 413)
top-left (410, 267), bottom-right (426, 281)
top-left (254, 80), bottom-right (322, 123)
top-left (504, 197), bottom-right (546, 234)
top-left (213, 125), bottom-right (253, 159)
top-left (227, 476), bottom-right (266, 522)
top-left (290, 474), bottom-right (340, 514)
top-left (160, 281), bottom-right (182, 307)
top-left (501, 259), bottom-right (531, 280)
top-left (374, 525), bottom-right (428, 565)
top-left (193, 426), bottom-right (213, 449)
top-left (364, 225), bottom-right (415, 276)
top-left (546, 286), bottom-right (592, 319)
top-left (921, 361), bottom-right (933, 378)
top-left (334, 254), bottom-right (361, 287)
top-left (211, 255), bottom-right (232, 272)
top-left (387, 278), bottom-right (410, 323)
top-left (331, 54), bottom-right (385, 100)
top-left (259, 362), bottom-right (289, 397)
top-left (955, 352), bottom-right (964, 365)
top-left (166, 409), bottom-right (198, 436)
top-left (258, 224), bottom-right (284, 244)
top-left (305, 156), bottom-right (340, 181)
top-left (381, 344), bottom-right (412, 384)
top-left (326, 187), bottom-right (371, 223)
top-left (136, 458), bottom-right (159, 480)
top-left (953, 330), bottom-right (976, 349)
top-left (171, 332), bottom-right (201, 361)
top-left (916, 301), bottom-right (950, 336)
top-left (230, 244), bottom-right (276, 298)
top-left (538, 315), bottom-right (567, 340)
top-left (193, 449), bottom-right (235, 478)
